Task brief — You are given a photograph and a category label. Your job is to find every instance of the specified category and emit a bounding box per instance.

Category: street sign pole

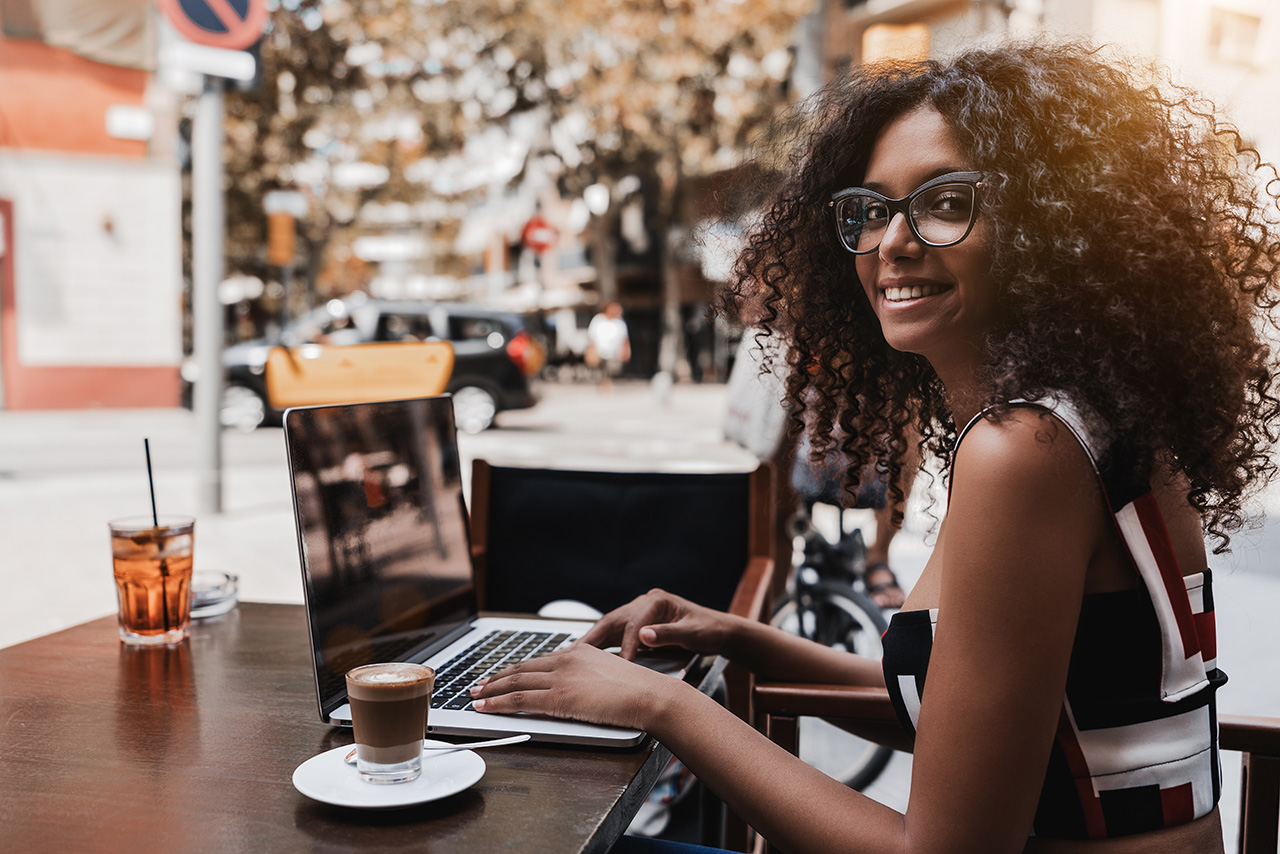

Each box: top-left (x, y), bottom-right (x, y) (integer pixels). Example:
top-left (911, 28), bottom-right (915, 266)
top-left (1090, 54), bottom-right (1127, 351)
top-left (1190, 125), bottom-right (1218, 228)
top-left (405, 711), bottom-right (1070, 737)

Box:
top-left (161, 0), bottom-right (268, 514)
top-left (193, 75), bottom-right (225, 514)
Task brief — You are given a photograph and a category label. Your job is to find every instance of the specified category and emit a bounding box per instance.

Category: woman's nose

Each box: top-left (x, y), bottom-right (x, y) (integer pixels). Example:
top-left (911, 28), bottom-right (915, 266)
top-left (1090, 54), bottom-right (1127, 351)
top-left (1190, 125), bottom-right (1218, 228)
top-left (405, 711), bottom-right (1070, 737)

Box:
top-left (878, 212), bottom-right (924, 262)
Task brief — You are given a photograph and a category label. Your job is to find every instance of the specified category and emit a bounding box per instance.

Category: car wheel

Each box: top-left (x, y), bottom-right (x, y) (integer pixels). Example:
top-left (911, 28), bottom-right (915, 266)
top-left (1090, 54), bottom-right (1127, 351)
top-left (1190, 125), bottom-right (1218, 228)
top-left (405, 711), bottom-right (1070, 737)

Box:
top-left (452, 385), bottom-right (498, 434)
top-left (220, 384), bottom-right (267, 432)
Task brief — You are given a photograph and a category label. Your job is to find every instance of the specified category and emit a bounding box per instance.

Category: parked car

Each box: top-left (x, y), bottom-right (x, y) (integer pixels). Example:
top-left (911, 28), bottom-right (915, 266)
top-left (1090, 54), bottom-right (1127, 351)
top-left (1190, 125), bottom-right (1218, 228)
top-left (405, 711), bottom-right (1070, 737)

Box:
top-left (199, 295), bottom-right (545, 433)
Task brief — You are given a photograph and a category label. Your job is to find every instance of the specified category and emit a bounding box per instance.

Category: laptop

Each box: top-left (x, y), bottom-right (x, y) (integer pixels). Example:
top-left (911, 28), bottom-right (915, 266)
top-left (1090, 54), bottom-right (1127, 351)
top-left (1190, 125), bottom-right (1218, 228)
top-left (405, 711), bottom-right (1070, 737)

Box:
top-left (283, 395), bottom-right (646, 747)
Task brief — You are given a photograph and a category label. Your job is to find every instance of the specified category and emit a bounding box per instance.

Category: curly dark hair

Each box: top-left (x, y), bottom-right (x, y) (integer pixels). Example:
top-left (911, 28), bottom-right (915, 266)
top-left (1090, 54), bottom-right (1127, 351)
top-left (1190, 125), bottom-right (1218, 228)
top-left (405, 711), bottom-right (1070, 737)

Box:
top-left (726, 41), bottom-right (1280, 551)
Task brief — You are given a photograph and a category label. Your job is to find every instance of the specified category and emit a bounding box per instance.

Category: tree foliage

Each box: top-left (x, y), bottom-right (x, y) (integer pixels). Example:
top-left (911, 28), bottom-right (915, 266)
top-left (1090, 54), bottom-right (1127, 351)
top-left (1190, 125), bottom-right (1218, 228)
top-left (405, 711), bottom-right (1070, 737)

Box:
top-left (218, 0), bottom-right (815, 309)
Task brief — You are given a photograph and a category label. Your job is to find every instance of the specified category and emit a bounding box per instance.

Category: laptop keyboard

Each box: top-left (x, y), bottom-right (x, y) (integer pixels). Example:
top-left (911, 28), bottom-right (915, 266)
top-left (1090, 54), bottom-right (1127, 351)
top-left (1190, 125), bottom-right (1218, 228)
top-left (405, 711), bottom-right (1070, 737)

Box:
top-left (430, 630), bottom-right (573, 712)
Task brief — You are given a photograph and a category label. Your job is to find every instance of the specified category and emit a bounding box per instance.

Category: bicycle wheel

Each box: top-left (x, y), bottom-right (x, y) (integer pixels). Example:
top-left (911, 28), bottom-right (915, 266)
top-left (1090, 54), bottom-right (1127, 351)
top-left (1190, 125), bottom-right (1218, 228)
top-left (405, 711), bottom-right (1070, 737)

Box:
top-left (773, 581), bottom-right (888, 653)
top-left (771, 581), bottom-right (894, 790)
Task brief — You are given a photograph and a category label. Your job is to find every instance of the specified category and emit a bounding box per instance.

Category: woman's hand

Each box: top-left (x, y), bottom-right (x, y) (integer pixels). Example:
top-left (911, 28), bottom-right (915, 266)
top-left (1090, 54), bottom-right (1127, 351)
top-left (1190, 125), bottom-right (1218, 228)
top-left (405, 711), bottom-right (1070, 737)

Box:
top-left (576, 588), bottom-right (736, 660)
top-left (469, 643), bottom-right (681, 731)
top-left (581, 589), bottom-right (886, 687)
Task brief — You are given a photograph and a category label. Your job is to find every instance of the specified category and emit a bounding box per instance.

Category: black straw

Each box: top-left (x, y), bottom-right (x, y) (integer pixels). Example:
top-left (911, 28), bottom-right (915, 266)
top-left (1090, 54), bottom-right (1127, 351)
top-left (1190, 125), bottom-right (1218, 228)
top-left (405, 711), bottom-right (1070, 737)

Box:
top-left (144, 438), bottom-right (159, 527)
top-left (144, 438), bottom-right (171, 632)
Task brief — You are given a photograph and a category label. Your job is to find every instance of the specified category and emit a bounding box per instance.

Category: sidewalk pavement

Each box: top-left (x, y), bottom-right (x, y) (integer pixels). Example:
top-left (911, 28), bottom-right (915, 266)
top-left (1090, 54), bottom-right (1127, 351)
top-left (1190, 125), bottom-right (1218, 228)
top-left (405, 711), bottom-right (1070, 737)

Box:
top-left (1, 379), bottom-right (1274, 846)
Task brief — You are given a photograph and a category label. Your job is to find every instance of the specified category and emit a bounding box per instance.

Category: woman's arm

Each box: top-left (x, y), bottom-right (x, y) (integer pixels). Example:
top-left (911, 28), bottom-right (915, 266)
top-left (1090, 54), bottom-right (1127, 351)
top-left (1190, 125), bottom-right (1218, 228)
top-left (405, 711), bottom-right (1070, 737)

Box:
top-left (577, 588), bottom-right (885, 686)
top-left (473, 411), bottom-right (1108, 853)
top-left (723, 616), bottom-right (887, 685)
top-left (896, 411), bottom-right (1103, 850)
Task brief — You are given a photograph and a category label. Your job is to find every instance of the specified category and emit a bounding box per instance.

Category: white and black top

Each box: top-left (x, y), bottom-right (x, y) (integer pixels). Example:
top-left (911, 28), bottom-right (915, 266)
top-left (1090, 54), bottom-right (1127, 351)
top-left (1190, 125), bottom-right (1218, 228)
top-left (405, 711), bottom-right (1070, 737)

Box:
top-left (882, 398), bottom-right (1225, 839)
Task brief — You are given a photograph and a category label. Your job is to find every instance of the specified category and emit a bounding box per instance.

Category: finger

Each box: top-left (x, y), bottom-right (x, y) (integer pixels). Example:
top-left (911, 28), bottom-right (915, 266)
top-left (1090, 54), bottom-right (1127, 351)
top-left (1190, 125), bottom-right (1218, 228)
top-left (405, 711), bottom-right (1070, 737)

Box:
top-left (472, 668), bottom-right (556, 699)
top-left (638, 624), bottom-right (661, 648)
top-left (637, 621), bottom-right (688, 651)
top-left (471, 685), bottom-right (552, 715)
top-left (581, 600), bottom-right (656, 650)
top-left (638, 619), bottom-right (700, 652)
top-left (578, 616), bottom-right (621, 649)
top-left (472, 684), bottom-right (594, 724)
top-left (585, 600), bottom-right (652, 645)
top-left (478, 650), bottom-right (567, 685)
top-left (619, 602), bottom-right (677, 659)
top-left (619, 618), bottom-right (649, 661)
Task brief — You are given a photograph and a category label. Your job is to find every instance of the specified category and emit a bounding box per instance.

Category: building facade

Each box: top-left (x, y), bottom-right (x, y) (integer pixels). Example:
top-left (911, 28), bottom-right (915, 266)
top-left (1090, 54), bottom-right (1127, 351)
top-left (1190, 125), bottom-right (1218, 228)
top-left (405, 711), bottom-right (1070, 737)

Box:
top-left (0, 1), bottom-right (182, 410)
top-left (821, 0), bottom-right (1278, 166)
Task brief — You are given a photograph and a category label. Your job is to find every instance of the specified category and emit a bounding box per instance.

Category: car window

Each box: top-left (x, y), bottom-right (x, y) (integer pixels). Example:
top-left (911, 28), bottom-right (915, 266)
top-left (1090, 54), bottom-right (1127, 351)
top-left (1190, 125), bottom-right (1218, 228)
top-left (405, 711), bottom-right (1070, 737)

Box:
top-left (281, 307), bottom-right (335, 346)
top-left (521, 313), bottom-right (548, 337)
top-left (350, 306), bottom-right (380, 337)
top-left (447, 315), bottom-right (505, 343)
top-left (376, 312), bottom-right (435, 341)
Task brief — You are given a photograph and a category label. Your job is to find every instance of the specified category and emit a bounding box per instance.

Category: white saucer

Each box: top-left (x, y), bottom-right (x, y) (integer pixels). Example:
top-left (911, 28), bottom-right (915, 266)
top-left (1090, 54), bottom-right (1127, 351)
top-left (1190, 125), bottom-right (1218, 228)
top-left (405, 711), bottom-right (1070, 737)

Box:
top-left (293, 740), bottom-right (486, 809)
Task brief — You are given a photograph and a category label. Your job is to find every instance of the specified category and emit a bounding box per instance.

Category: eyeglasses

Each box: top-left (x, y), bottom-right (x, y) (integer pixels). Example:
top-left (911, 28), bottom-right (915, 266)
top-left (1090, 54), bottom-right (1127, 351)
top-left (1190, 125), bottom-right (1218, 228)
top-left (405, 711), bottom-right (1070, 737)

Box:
top-left (829, 171), bottom-right (984, 255)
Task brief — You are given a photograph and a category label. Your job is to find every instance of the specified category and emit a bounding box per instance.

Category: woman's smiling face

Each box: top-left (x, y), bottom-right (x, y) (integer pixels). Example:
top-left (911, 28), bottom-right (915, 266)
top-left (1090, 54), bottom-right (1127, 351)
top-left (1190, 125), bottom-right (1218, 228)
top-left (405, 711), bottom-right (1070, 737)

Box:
top-left (854, 105), bottom-right (1000, 378)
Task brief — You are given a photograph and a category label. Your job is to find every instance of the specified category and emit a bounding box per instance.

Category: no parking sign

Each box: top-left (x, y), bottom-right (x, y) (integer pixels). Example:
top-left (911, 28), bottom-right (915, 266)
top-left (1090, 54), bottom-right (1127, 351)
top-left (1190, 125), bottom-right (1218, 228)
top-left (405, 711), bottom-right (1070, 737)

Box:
top-left (159, 0), bottom-right (268, 51)
top-left (521, 215), bottom-right (559, 255)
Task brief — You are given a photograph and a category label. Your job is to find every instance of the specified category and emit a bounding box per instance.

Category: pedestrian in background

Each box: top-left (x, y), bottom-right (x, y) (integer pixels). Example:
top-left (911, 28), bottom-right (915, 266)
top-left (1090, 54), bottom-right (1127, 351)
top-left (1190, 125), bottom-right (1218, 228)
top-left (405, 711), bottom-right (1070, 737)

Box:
top-left (586, 300), bottom-right (631, 391)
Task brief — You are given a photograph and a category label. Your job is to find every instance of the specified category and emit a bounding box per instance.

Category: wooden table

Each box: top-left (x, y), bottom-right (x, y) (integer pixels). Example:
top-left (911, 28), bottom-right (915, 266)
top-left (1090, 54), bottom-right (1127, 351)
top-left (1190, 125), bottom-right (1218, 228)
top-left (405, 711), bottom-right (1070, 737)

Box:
top-left (0, 603), bottom-right (708, 853)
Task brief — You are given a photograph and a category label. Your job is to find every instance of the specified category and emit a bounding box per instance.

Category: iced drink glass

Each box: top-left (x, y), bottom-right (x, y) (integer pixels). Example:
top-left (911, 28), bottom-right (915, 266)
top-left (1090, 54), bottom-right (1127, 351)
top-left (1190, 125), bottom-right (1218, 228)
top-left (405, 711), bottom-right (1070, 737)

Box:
top-left (346, 662), bottom-right (435, 784)
top-left (109, 515), bottom-right (195, 645)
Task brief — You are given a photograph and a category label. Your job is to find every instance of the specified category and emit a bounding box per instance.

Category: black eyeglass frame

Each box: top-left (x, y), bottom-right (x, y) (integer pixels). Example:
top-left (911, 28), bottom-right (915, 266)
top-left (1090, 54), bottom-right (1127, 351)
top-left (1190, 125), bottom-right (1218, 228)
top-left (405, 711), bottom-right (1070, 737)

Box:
top-left (829, 170), bottom-right (985, 255)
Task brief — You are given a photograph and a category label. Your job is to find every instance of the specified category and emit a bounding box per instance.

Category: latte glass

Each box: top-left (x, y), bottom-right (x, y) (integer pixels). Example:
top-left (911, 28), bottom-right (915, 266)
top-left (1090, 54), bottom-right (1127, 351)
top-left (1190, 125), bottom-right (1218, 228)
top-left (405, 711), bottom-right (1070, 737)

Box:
top-left (345, 663), bottom-right (435, 784)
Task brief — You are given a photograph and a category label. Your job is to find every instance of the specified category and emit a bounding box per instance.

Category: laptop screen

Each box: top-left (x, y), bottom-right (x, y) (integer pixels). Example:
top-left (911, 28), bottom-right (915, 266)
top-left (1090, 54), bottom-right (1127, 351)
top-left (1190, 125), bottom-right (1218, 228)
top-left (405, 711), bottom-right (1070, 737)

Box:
top-left (285, 397), bottom-right (476, 706)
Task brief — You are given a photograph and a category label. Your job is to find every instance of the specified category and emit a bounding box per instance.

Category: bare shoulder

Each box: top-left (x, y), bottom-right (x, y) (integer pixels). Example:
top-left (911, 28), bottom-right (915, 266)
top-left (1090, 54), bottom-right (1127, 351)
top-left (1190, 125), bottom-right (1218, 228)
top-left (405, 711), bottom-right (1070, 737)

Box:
top-left (942, 406), bottom-right (1112, 609)
top-left (952, 407), bottom-right (1100, 505)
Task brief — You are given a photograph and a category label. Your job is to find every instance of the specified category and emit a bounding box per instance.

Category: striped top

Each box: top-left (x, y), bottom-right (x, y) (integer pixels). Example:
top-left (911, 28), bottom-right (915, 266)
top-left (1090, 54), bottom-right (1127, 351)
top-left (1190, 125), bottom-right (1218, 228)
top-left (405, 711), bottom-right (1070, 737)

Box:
top-left (881, 398), bottom-right (1226, 839)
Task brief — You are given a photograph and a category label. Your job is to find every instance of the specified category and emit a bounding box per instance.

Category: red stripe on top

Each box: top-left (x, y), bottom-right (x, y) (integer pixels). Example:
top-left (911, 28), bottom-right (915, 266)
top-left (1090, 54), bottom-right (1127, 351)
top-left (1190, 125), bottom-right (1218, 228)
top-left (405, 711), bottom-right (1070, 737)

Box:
top-left (1055, 706), bottom-right (1108, 838)
top-left (1194, 610), bottom-right (1217, 663)
top-left (1132, 493), bottom-right (1201, 659)
top-left (1160, 781), bottom-right (1195, 827)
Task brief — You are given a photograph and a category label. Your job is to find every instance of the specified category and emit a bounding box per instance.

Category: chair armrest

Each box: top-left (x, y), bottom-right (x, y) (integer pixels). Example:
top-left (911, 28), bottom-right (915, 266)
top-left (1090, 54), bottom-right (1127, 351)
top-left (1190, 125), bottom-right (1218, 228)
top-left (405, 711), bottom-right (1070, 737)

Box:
top-left (726, 556), bottom-right (776, 623)
top-left (1220, 714), bottom-right (1280, 854)
top-left (1221, 714), bottom-right (1280, 757)
top-left (755, 682), bottom-right (898, 720)
top-left (754, 682), bottom-right (914, 754)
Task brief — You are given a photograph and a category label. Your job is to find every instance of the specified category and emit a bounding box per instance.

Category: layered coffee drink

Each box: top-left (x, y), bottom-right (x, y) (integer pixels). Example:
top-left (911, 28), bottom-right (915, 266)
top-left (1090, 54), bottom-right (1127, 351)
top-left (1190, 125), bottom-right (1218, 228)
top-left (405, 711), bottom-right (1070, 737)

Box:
top-left (346, 662), bottom-right (435, 784)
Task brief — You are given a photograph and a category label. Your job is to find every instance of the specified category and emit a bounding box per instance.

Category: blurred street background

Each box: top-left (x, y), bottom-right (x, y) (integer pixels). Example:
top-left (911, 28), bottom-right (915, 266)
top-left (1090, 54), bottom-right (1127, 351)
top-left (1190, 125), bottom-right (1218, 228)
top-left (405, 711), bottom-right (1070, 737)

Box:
top-left (0, 380), bottom-right (762, 648)
top-left (2, 1), bottom-right (1278, 454)
top-left (2, 1), bottom-right (1278, 850)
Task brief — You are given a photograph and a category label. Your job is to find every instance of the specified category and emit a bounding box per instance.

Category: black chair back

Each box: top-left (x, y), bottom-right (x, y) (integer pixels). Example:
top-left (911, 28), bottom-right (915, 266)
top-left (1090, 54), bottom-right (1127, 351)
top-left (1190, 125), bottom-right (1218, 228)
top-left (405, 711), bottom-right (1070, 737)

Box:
top-left (477, 465), bottom-right (752, 615)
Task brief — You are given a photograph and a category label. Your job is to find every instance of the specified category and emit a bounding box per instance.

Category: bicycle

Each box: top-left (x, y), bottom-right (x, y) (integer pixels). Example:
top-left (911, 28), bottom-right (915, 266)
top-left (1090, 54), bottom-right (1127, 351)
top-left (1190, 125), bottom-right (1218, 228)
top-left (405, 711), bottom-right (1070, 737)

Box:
top-left (769, 499), bottom-right (895, 791)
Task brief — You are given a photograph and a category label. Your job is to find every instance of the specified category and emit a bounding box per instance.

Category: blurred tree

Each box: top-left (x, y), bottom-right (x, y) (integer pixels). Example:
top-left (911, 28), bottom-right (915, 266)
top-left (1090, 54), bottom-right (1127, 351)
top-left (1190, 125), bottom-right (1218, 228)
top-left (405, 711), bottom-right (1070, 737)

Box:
top-left (217, 0), bottom-right (814, 358)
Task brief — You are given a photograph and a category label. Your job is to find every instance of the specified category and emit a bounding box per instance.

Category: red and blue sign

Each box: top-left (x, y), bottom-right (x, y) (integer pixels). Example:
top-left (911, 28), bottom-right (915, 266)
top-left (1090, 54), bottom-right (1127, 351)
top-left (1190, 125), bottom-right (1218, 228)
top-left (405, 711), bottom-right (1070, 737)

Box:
top-left (159, 0), bottom-right (268, 51)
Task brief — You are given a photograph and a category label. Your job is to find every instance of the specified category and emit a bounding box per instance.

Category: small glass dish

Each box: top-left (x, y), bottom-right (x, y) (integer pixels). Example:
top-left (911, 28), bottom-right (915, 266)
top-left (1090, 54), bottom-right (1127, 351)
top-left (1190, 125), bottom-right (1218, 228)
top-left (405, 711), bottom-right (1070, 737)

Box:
top-left (190, 571), bottom-right (240, 619)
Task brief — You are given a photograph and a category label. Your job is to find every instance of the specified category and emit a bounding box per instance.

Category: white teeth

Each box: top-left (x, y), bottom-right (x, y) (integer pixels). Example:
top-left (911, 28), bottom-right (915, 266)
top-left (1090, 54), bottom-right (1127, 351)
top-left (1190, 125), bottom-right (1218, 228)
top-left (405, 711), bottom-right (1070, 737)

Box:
top-left (883, 283), bottom-right (947, 302)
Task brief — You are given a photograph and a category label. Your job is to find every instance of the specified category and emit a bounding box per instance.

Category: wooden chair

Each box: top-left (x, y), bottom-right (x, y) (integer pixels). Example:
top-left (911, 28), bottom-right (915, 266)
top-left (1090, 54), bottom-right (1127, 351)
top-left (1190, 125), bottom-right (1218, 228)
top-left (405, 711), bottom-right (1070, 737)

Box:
top-left (1222, 713), bottom-right (1280, 852)
top-left (265, 340), bottom-right (454, 409)
top-left (753, 682), bottom-right (1280, 853)
top-left (468, 459), bottom-right (779, 850)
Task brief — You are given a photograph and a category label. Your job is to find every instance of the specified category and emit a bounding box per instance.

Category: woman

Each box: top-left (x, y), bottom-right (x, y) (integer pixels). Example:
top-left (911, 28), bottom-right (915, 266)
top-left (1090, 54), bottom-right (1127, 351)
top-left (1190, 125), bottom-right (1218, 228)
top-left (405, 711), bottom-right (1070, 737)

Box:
top-left (472, 42), bottom-right (1280, 852)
